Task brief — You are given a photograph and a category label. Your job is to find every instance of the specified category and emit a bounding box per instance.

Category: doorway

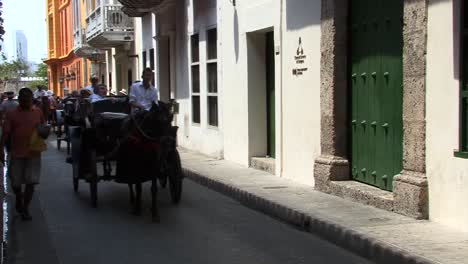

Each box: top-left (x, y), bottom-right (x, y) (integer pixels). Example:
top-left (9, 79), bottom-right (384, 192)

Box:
top-left (247, 29), bottom-right (276, 162)
top-left (350, 0), bottom-right (403, 191)
top-left (266, 31), bottom-right (275, 158)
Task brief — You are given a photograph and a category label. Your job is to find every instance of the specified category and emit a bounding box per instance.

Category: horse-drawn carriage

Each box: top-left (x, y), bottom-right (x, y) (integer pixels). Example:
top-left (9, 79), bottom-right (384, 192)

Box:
top-left (64, 96), bottom-right (183, 222)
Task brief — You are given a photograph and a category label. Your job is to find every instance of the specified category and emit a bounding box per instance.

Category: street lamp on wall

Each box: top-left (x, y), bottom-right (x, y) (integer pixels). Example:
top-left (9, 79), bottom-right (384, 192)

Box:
top-left (229, 0), bottom-right (236, 6)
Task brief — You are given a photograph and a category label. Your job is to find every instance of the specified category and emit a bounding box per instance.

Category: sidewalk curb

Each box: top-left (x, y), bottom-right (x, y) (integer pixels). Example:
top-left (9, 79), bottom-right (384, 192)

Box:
top-left (182, 167), bottom-right (437, 264)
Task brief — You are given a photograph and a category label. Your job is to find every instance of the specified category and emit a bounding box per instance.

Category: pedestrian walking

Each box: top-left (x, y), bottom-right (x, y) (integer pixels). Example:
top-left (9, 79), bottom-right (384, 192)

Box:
top-left (1, 87), bottom-right (46, 221)
top-left (33, 85), bottom-right (47, 100)
top-left (0, 91), bottom-right (19, 122)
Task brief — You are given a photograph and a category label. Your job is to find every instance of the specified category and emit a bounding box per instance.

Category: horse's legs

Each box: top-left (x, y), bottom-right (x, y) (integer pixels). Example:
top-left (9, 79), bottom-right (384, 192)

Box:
top-left (151, 178), bottom-right (160, 222)
top-left (128, 184), bottom-right (135, 204)
top-left (132, 183), bottom-right (142, 216)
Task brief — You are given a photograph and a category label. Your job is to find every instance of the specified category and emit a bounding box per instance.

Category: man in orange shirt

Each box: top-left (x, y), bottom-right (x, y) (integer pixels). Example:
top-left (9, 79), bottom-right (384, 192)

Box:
top-left (1, 88), bottom-right (45, 221)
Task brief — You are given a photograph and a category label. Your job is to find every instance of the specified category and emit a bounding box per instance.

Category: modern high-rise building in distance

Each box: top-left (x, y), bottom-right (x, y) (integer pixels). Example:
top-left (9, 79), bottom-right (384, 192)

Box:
top-left (15, 30), bottom-right (28, 61)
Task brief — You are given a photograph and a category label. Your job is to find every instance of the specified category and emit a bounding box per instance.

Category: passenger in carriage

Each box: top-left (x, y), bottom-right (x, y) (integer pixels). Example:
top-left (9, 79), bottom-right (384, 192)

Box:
top-left (129, 68), bottom-right (158, 112)
top-left (89, 84), bottom-right (116, 103)
top-left (84, 74), bottom-right (99, 95)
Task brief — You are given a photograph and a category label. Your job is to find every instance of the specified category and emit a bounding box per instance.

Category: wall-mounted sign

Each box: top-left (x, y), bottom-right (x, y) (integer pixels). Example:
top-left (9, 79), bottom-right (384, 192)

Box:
top-left (293, 37), bottom-right (308, 76)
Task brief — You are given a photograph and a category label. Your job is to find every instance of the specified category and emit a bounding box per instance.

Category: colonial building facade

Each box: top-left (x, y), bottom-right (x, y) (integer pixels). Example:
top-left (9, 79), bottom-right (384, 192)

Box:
top-left (116, 0), bottom-right (468, 233)
top-left (45, 0), bottom-right (83, 96)
top-left (59, 0), bottom-right (142, 95)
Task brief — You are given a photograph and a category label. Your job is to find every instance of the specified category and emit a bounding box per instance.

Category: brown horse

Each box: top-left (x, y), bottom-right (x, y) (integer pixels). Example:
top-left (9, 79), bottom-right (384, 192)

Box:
top-left (115, 102), bottom-right (179, 221)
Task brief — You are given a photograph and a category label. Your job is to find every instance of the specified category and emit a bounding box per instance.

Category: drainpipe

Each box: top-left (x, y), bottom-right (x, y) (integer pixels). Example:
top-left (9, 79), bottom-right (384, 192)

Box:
top-left (279, 0), bottom-right (284, 177)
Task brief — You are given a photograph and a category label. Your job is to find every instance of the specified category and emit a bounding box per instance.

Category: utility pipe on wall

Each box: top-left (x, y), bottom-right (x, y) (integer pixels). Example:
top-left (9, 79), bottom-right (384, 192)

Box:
top-left (279, 0), bottom-right (284, 178)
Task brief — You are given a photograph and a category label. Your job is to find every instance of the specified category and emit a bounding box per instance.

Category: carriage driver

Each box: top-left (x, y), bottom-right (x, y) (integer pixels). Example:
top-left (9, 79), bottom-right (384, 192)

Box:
top-left (129, 68), bottom-right (158, 112)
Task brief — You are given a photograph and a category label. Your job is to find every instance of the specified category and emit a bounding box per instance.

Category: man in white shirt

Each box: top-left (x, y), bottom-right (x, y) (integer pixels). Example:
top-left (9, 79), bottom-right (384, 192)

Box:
top-left (129, 68), bottom-right (158, 112)
top-left (33, 85), bottom-right (47, 99)
top-left (89, 84), bottom-right (108, 103)
top-left (84, 74), bottom-right (99, 95)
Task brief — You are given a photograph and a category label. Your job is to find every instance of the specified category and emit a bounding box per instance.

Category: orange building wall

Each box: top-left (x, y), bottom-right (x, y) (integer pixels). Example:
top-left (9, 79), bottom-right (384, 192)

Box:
top-left (45, 0), bottom-right (84, 97)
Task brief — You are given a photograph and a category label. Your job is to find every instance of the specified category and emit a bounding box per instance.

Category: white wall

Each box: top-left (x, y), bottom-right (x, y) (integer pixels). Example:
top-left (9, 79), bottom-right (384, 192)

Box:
top-left (426, 0), bottom-right (468, 232)
top-left (220, 0), bottom-right (280, 166)
top-left (167, 0), bottom-right (223, 158)
top-left (220, 0), bottom-right (321, 186)
top-left (132, 17), bottom-right (143, 83)
top-left (280, 0), bottom-right (321, 185)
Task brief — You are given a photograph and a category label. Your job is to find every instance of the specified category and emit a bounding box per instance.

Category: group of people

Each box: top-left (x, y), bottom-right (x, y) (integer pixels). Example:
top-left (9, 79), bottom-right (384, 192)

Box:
top-left (78, 68), bottom-right (158, 112)
top-left (0, 67), bottom-right (159, 221)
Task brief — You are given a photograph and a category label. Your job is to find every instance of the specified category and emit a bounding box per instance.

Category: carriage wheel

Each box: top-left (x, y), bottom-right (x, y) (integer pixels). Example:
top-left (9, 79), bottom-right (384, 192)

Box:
top-left (70, 126), bottom-right (81, 193)
top-left (89, 150), bottom-right (98, 208)
top-left (151, 179), bottom-right (160, 223)
top-left (168, 150), bottom-right (183, 204)
top-left (72, 163), bottom-right (79, 192)
top-left (90, 178), bottom-right (98, 208)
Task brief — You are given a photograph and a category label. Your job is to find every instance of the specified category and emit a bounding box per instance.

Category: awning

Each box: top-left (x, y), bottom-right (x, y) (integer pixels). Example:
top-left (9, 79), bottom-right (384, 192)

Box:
top-left (117, 0), bottom-right (163, 9)
top-left (117, 0), bottom-right (172, 17)
top-left (121, 6), bottom-right (148, 17)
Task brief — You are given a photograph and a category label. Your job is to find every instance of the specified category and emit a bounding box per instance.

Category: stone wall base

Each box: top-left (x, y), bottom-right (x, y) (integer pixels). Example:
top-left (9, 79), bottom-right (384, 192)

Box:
top-left (314, 157), bottom-right (428, 220)
top-left (328, 181), bottom-right (394, 212)
top-left (393, 171), bottom-right (428, 219)
top-left (314, 155), bottom-right (349, 193)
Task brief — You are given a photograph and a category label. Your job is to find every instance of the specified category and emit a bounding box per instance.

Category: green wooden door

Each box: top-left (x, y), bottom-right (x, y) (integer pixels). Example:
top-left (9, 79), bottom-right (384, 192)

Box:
top-left (350, 0), bottom-right (403, 191)
top-left (266, 32), bottom-right (276, 158)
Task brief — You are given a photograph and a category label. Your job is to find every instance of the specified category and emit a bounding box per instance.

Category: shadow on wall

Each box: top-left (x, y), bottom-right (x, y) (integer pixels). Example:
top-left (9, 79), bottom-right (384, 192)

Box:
top-left (175, 0), bottom-right (190, 100)
top-left (234, 9), bottom-right (239, 63)
top-left (286, 0), bottom-right (321, 30)
top-left (452, 0), bottom-right (460, 80)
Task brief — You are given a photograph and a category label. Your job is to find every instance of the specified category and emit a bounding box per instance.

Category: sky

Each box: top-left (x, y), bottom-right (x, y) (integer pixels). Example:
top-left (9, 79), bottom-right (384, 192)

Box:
top-left (3, 0), bottom-right (47, 63)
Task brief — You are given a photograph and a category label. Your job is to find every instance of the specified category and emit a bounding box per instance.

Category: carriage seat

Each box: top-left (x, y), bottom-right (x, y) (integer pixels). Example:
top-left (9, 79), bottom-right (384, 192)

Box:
top-left (98, 112), bottom-right (129, 121)
top-left (93, 112), bottom-right (129, 143)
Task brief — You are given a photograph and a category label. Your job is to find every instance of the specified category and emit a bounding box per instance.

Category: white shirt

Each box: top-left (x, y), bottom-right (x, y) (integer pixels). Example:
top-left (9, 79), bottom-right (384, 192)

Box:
top-left (89, 94), bottom-right (106, 103)
top-left (129, 82), bottom-right (158, 111)
top-left (84, 85), bottom-right (95, 94)
top-left (33, 89), bottom-right (47, 99)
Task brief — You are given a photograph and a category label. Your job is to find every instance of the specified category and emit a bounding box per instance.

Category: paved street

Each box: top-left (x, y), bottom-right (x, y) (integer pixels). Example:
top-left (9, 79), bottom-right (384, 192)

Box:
top-left (4, 140), bottom-right (371, 264)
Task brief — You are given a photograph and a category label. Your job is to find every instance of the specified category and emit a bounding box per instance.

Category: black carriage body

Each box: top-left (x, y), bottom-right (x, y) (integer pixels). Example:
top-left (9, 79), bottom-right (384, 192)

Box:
top-left (67, 97), bottom-right (183, 218)
top-left (71, 97), bottom-right (180, 184)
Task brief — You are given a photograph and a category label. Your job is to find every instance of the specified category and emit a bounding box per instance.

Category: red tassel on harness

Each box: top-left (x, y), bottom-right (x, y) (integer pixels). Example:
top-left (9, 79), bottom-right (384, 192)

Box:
top-left (127, 130), bottom-right (160, 152)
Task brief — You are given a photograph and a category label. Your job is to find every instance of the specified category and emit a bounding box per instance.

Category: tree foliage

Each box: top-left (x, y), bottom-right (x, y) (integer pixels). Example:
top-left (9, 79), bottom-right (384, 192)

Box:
top-left (35, 63), bottom-right (48, 78)
top-left (0, 59), bottom-right (29, 82)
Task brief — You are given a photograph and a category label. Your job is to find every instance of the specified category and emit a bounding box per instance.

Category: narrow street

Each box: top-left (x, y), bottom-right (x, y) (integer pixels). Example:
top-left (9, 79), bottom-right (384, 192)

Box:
top-left (4, 139), bottom-right (371, 264)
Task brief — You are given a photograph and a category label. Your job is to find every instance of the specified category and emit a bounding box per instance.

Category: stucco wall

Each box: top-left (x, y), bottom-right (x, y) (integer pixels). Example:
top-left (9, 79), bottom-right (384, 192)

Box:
top-left (170, 0), bottom-right (223, 158)
top-left (280, 0), bottom-right (321, 185)
top-left (220, 0), bottom-right (321, 186)
top-left (426, 0), bottom-right (468, 232)
top-left (220, 0), bottom-right (280, 166)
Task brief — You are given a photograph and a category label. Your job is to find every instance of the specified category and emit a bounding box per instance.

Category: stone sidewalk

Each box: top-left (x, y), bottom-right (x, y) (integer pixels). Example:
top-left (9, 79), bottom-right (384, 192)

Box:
top-left (180, 148), bottom-right (468, 264)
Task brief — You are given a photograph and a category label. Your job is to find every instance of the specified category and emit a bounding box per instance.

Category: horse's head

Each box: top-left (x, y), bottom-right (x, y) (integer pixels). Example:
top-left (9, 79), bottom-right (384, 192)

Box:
top-left (133, 101), bottom-right (173, 140)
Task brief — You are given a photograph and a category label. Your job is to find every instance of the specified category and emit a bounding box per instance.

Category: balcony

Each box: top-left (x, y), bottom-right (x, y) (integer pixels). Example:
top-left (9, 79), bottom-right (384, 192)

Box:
top-left (73, 28), bottom-right (97, 58)
top-left (85, 4), bottom-right (134, 48)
